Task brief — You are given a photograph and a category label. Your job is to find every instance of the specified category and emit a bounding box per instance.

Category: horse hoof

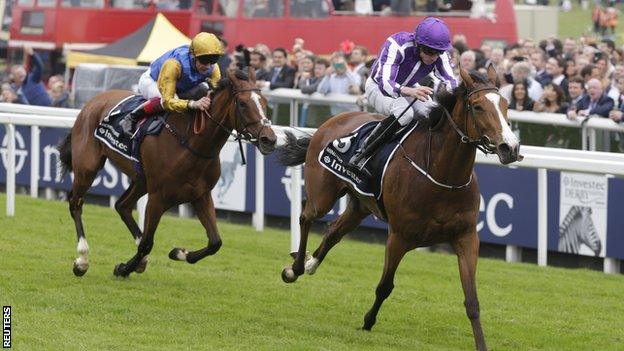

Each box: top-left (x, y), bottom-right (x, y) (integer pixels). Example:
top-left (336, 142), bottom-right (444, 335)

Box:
top-left (135, 257), bottom-right (148, 273)
top-left (72, 260), bottom-right (88, 277)
top-left (113, 263), bottom-right (129, 278)
top-left (168, 248), bottom-right (188, 261)
top-left (281, 266), bottom-right (298, 283)
top-left (304, 256), bottom-right (319, 275)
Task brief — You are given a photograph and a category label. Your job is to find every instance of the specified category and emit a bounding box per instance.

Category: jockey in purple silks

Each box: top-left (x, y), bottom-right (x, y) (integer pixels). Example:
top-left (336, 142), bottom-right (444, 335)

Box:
top-left (349, 17), bottom-right (458, 169)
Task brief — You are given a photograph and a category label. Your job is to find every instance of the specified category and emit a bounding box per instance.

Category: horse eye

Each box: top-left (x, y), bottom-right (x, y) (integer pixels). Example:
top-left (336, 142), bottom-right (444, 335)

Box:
top-left (474, 105), bottom-right (484, 112)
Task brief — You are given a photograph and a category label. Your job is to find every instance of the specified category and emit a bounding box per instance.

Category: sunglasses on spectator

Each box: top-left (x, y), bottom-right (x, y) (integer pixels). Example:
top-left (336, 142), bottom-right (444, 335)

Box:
top-left (196, 54), bottom-right (220, 65)
top-left (332, 62), bottom-right (346, 70)
top-left (420, 46), bottom-right (443, 56)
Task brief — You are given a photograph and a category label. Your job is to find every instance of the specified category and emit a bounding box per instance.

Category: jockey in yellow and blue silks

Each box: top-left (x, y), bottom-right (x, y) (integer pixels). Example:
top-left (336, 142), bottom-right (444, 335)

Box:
top-left (120, 32), bottom-right (224, 136)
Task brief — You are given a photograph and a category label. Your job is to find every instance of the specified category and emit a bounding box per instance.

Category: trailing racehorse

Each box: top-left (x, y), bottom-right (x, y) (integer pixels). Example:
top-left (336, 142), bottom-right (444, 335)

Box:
top-left (57, 68), bottom-right (276, 278)
top-left (277, 67), bottom-right (520, 351)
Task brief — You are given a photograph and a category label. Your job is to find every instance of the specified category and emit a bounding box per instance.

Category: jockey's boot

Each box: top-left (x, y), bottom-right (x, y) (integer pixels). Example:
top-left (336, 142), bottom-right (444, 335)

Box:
top-left (348, 115), bottom-right (400, 169)
top-left (119, 97), bottom-right (163, 137)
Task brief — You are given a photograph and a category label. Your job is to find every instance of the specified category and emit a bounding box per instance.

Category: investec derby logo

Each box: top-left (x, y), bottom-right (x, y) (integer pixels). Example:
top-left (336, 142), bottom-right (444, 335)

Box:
top-left (1, 129), bottom-right (28, 173)
top-left (99, 123), bottom-right (128, 152)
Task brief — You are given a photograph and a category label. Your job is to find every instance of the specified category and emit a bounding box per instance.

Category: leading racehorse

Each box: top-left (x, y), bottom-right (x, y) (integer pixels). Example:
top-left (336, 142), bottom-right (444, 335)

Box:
top-left (276, 66), bottom-right (520, 351)
top-left (57, 68), bottom-right (276, 278)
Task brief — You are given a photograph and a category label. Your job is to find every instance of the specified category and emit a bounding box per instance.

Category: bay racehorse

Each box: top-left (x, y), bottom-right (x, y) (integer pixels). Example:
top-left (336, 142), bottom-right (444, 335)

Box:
top-left (57, 68), bottom-right (276, 278)
top-left (276, 67), bottom-right (520, 351)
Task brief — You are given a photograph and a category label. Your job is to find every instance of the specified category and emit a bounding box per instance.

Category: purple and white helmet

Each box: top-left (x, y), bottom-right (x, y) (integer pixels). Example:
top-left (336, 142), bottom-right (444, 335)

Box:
top-left (414, 17), bottom-right (452, 51)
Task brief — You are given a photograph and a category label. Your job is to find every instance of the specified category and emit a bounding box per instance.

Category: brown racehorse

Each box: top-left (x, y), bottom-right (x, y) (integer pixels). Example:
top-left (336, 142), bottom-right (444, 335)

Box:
top-left (57, 68), bottom-right (276, 278)
top-left (276, 67), bottom-right (520, 351)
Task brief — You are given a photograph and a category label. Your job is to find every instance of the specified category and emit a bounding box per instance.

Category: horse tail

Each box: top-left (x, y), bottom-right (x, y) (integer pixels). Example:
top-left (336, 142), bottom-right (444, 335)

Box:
top-left (57, 132), bottom-right (72, 176)
top-left (277, 131), bottom-right (311, 166)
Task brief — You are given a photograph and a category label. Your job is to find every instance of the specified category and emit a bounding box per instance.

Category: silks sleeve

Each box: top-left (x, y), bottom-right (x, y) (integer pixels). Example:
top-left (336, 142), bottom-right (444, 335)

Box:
top-left (208, 64), bottom-right (221, 89)
top-left (157, 59), bottom-right (191, 113)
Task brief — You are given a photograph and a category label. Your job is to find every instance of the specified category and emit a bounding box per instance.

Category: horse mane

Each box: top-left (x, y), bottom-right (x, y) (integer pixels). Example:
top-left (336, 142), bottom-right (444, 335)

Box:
top-left (214, 69), bottom-right (250, 95)
top-left (426, 70), bottom-right (491, 129)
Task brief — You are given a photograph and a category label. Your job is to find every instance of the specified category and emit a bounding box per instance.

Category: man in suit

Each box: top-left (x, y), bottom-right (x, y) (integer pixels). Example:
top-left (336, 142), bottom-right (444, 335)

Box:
top-left (546, 57), bottom-right (568, 98)
top-left (531, 50), bottom-right (551, 87)
top-left (259, 48), bottom-right (295, 89)
top-left (567, 78), bottom-right (614, 119)
top-left (249, 51), bottom-right (270, 81)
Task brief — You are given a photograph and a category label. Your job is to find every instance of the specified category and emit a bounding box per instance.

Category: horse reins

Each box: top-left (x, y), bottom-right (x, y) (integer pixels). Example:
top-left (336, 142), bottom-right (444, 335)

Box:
top-left (164, 86), bottom-right (271, 164)
top-left (402, 85), bottom-right (501, 190)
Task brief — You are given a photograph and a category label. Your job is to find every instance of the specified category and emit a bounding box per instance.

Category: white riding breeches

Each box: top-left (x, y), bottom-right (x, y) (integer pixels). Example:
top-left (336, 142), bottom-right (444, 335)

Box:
top-left (138, 69), bottom-right (162, 99)
top-left (365, 77), bottom-right (438, 126)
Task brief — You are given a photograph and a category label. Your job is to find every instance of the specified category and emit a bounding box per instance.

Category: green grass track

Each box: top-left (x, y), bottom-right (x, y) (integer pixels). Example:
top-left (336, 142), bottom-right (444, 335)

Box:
top-left (0, 194), bottom-right (623, 350)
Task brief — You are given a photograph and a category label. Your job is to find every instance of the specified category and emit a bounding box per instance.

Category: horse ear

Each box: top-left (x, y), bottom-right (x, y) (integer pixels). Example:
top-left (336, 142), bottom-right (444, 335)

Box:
top-left (226, 69), bottom-right (242, 88)
top-left (459, 68), bottom-right (474, 89)
top-left (486, 64), bottom-right (498, 87)
top-left (248, 65), bottom-right (256, 82)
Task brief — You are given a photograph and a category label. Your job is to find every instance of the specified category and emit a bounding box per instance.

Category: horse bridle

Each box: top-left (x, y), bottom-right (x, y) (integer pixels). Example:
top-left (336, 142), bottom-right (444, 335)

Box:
top-left (163, 86), bottom-right (271, 162)
top-left (442, 86), bottom-right (501, 155)
top-left (402, 85), bottom-right (503, 190)
top-left (204, 87), bottom-right (272, 143)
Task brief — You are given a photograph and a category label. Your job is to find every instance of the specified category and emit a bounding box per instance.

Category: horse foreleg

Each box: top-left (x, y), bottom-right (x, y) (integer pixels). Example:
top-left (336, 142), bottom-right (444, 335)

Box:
top-left (306, 197), bottom-right (368, 275)
top-left (169, 193), bottom-right (222, 264)
top-left (362, 233), bottom-right (408, 331)
top-left (69, 169), bottom-right (101, 277)
top-left (114, 181), bottom-right (148, 272)
top-left (113, 197), bottom-right (165, 278)
top-left (453, 232), bottom-right (487, 351)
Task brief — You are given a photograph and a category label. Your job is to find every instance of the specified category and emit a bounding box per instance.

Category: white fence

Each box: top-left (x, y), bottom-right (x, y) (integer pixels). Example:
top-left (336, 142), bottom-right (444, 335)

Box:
top-left (2, 92), bottom-right (624, 274)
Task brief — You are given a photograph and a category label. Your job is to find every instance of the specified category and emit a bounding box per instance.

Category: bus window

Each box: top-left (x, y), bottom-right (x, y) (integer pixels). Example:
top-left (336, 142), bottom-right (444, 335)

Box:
top-left (37, 0), bottom-right (57, 7)
top-left (216, 0), bottom-right (238, 16)
top-left (16, 0), bottom-right (35, 6)
top-left (243, 0), bottom-right (284, 18)
top-left (61, 0), bottom-right (105, 8)
top-left (290, 0), bottom-right (328, 18)
top-left (109, 0), bottom-right (147, 9)
top-left (198, 0), bottom-right (236, 16)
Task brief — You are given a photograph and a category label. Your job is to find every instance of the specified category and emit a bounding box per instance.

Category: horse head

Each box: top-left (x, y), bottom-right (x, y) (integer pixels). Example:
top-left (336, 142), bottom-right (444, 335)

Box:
top-left (218, 68), bottom-right (277, 155)
top-left (457, 65), bottom-right (520, 165)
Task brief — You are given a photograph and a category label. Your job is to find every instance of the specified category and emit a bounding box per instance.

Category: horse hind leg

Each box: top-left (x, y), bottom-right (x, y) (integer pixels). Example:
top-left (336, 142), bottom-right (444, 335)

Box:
top-left (281, 188), bottom-right (345, 283)
top-left (453, 232), bottom-right (487, 351)
top-left (69, 158), bottom-right (105, 277)
top-left (114, 181), bottom-right (149, 273)
top-left (169, 193), bottom-right (222, 264)
top-left (304, 195), bottom-right (369, 276)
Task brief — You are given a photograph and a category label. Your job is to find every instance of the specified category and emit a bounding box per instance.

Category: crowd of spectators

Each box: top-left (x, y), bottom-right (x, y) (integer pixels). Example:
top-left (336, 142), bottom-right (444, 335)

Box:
top-left (4, 9), bottom-right (624, 151)
top-left (219, 31), bottom-right (624, 150)
top-left (0, 46), bottom-right (72, 108)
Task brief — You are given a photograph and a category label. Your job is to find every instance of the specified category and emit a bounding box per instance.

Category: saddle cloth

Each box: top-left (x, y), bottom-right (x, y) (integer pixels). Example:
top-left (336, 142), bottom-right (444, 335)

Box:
top-left (318, 119), bottom-right (419, 200)
top-left (94, 95), bottom-right (168, 163)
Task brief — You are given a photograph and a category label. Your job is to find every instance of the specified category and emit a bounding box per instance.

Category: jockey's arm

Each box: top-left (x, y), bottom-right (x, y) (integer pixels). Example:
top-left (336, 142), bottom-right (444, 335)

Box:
top-left (157, 59), bottom-right (192, 113)
top-left (434, 52), bottom-right (458, 89)
top-left (374, 39), bottom-right (405, 98)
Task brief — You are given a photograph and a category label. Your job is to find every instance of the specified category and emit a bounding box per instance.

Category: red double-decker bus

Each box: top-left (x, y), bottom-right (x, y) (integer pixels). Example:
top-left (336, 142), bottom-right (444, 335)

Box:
top-left (6, 0), bottom-right (517, 65)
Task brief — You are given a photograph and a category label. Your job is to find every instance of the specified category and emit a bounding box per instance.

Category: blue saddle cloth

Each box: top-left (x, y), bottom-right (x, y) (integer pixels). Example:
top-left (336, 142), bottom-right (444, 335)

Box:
top-left (318, 119), bottom-right (419, 200)
top-left (94, 95), bottom-right (169, 176)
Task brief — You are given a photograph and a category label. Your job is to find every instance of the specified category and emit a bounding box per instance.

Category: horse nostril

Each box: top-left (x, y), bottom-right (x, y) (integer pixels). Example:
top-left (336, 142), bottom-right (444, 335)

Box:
top-left (498, 143), bottom-right (511, 155)
top-left (260, 136), bottom-right (275, 146)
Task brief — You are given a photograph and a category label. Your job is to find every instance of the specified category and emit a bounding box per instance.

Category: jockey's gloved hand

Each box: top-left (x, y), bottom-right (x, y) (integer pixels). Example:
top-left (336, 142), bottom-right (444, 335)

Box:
top-left (189, 95), bottom-right (211, 111)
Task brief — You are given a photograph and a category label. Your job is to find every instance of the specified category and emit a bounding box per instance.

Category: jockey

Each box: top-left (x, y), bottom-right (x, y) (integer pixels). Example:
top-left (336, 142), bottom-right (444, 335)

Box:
top-left (120, 32), bottom-right (224, 136)
top-left (349, 17), bottom-right (458, 168)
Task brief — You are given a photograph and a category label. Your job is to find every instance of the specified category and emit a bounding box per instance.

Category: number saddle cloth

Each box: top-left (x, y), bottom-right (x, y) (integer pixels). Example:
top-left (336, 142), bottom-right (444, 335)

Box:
top-left (318, 119), bottom-right (419, 201)
top-left (94, 95), bottom-right (168, 176)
